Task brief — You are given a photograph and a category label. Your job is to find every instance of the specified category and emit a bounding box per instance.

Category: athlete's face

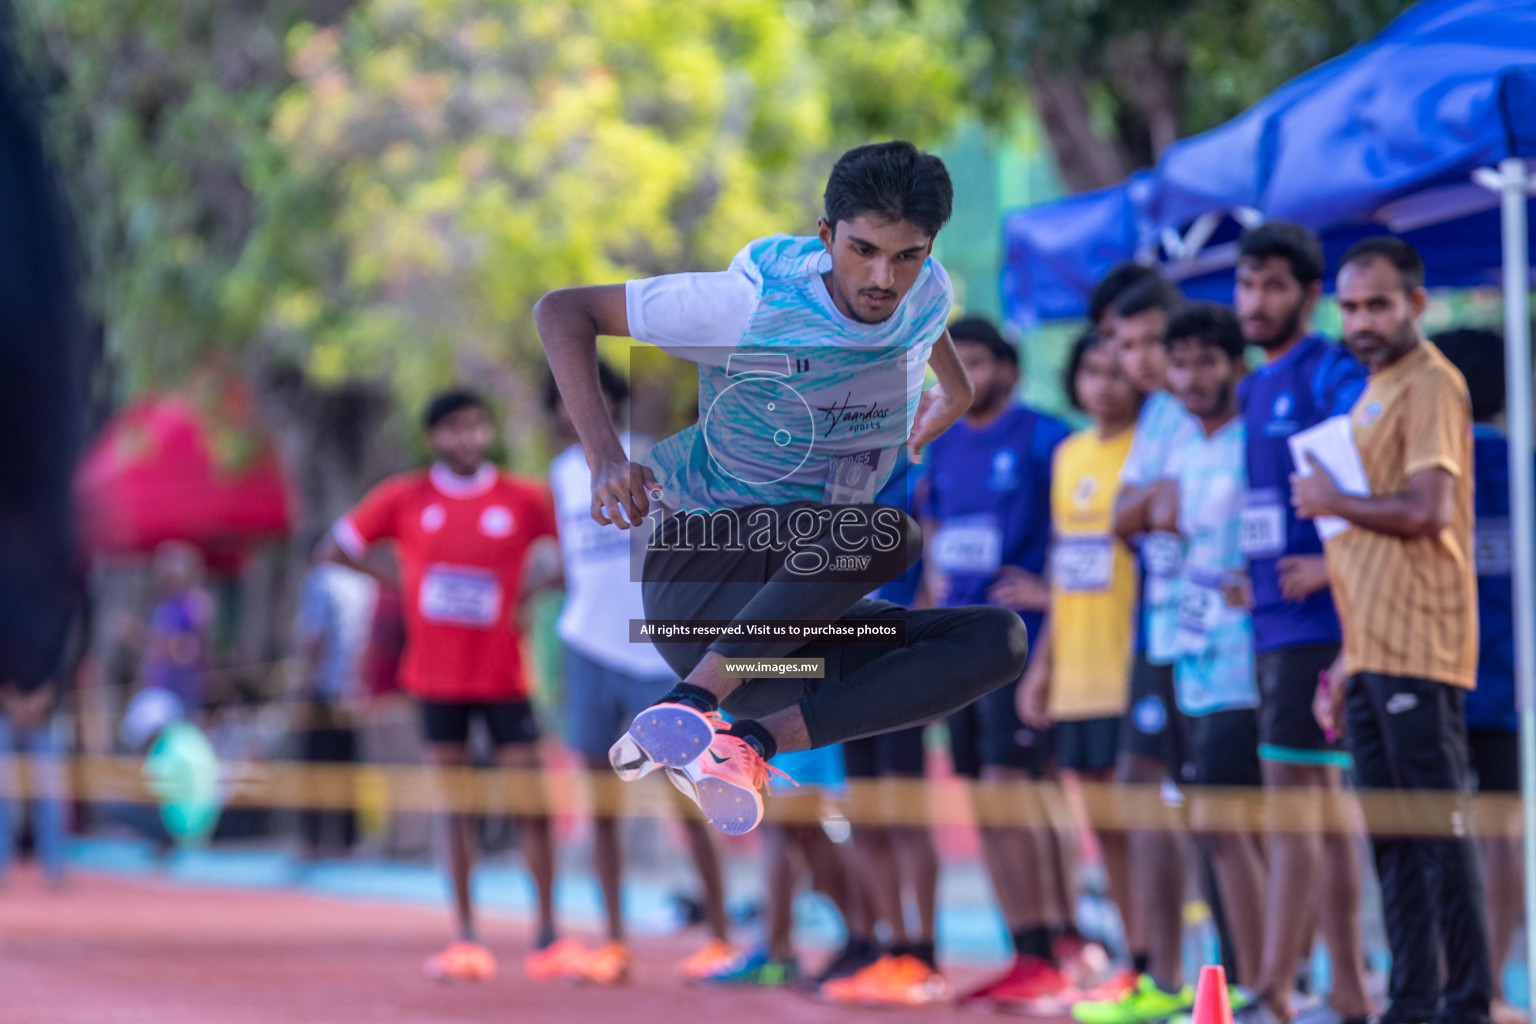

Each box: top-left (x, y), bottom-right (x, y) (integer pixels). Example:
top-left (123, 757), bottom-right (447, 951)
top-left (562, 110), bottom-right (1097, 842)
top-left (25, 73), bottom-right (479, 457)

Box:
top-left (955, 340), bottom-right (1018, 417)
top-left (1236, 255), bottom-right (1318, 351)
top-left (1166, 338), bottom-right (1242, 423)
top-left (428, 405), bottom-right (494, 475)
top-left (818, 215), bottom-right (934, 324)
top-left (1108, 307), bottom-right (1169, 395)
top-left (1337, 257), bottom-right (1426, 371)
top-left (1076, 342), bottom-right (1140, 426)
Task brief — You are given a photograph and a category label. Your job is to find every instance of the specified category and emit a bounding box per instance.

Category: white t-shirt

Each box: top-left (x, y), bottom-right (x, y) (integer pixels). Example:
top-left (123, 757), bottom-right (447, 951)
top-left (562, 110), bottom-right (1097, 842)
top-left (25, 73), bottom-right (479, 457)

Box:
top-left (625, 234), bottom-right (954, 512)
top-left (549, 435), bottom-right (672, 678)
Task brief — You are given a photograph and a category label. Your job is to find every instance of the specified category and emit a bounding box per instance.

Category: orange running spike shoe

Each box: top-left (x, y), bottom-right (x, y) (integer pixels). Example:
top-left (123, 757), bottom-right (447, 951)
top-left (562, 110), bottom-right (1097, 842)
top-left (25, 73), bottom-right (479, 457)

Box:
top-left (574, 942), bottom-right (631, 986)
top-left (819, 954), bottom-right (896, 1003)
top-left (609, 703), bottom-right (723, 780)
top-left (676, 939), bottom-right (741, 982)
top-left (665, 731), bottom-right (792, 836)
top-left (854, 954), bottom-right (950, 1008)
top-left (423, 940), bottom-right (498, 982)
top-left (523, 939), bottom-right (590, 982)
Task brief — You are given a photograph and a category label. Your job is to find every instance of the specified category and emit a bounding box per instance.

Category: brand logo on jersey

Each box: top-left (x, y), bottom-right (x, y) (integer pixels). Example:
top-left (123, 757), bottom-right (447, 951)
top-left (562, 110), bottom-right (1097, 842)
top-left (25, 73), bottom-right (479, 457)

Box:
top-left (479, 505), bottom-right (514, 538)
top-left (421, 504), bottom-right (446, 533)
top-left (1357, 401), bottom-right (1382, 428)
top-left (1134, 694), bottom-right (1168, 736)
top-left (814, 391), bottom-right (896, 440)
top-left (1266, 392), bottom-right (1299, 437)
top-left (1071, 476), bottom-right (1098, 509)
top-left (988, 449), bottom-right (1019, 490)
top-left (1385, 692), bottom-right (1419, 715)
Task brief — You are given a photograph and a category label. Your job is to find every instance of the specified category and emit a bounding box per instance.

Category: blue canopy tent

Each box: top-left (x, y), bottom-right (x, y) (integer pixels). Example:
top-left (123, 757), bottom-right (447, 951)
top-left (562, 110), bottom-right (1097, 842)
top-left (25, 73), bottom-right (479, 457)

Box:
top-left (1000, 0), bottom-right (1536, 980)
top-left (1001, 0), bottom-right (1536, 318)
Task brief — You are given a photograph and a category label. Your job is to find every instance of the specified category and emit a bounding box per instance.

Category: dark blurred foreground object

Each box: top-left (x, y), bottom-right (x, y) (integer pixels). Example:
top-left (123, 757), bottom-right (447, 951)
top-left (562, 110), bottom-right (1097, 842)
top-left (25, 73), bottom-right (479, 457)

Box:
top-left (0, 8), bottom-right (84, 692)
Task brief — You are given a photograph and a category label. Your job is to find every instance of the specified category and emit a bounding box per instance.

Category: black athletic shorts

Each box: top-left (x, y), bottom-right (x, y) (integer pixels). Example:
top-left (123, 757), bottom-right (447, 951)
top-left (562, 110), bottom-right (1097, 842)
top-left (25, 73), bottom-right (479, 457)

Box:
top-left (1056, 716), bottom-right (1120, 774)
top-left (1468, 729), bottom-right (1519, 793)
top-left (1186, 708), bottom-right (1263, 788)
top-left (1120, 654), bottom-right (1194, 783)
top-left (419, 699), bottom-right (539, 747)
top-left (1256, 643), bottom-right (1352, 767)
top-left (844, 725), bottom-right (927, 778)
top-left (947, 684), bottom-right (1053, 779)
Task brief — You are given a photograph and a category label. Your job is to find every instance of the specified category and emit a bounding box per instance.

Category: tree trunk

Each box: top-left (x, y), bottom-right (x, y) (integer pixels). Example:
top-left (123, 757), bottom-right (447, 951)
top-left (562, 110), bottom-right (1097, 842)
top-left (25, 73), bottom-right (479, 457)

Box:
top-left (1106, 30), bottom-right (1187, 162)
top-left (1027, 61), bottom-right (1135, 193)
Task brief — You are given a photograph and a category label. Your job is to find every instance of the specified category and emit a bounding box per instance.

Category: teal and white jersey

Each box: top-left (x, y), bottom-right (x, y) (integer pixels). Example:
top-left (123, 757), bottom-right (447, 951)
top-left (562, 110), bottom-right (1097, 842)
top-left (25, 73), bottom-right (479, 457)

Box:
top-left (1123, 389), bottom-right (1201, 664)
top-left (625, 235), bottom-right (953, 512)
top-left (1169, 416), bottom-right (1257, 715)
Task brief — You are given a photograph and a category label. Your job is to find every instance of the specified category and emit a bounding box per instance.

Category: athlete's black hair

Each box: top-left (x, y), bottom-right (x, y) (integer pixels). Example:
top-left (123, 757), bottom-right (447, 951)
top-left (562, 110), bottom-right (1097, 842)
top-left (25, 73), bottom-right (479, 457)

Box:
top-left (1238, 221), bottom-right (1325, 288)
top-left (542, 361), bottom-right (629, 414)
top-left (1063, 328), bottom-right (1107, 413)
top-left (1339, 236), bottom-right (1426, 293)
top-left (949, 316), bottom-right (1018, 369)
top-left (423, 388), bottom-right (488, 429)
top-left (1110, 273), bottom-right (1183, 320)
top-left (1163, 302), bottom-right (1246, 362)
top-left (823, 141), bottom-right (953, 238)
top-left (1089, 262), bottom-right (1163, 326)
top-left (1433, 327), bottom-right (1506, 423)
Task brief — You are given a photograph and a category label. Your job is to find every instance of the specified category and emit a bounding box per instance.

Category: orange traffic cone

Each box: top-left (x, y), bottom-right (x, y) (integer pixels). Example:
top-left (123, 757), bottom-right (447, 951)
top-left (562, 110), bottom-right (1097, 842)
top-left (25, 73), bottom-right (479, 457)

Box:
top-left (1192, 964), bottom-right (1233, 1024)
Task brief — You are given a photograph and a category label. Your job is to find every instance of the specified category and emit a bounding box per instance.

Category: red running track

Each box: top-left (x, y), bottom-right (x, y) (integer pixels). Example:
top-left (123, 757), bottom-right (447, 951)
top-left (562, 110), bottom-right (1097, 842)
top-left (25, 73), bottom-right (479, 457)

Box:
top-left (0, 869), bottom-right (1046, 1024)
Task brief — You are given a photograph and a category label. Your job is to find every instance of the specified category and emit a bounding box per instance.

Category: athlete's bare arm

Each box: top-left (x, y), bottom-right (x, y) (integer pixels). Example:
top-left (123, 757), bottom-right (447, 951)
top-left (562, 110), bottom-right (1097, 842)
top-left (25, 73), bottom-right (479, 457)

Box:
top-left (908, 329), bottom-right (973, 462)
top-left (1292, 456), bottom-right (1455, 539)
top-left (533, 285), bottom-right (659, 530)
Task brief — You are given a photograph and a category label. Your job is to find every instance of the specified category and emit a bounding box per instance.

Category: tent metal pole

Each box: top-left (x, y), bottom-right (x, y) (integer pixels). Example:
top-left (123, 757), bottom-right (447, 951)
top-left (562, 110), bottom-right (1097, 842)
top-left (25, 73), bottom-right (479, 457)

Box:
top-left (1494, 156), bottom-right (1536, 1002)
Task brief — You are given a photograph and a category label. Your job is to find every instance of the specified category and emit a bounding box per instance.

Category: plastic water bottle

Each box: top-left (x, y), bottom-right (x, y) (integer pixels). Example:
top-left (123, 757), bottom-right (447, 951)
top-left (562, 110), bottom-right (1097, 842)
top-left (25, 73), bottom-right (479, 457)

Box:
top-left (1181, 900), bottom-right (1222, 981)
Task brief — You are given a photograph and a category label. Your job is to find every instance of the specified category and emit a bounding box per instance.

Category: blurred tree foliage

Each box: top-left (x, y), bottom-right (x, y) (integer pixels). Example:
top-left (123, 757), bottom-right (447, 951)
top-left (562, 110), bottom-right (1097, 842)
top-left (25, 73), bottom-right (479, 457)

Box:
top-left (960, 0), bottom-right (1417, 191)
top-left (246, 0), bottom-right (976, 448)
top-left (14, 0), bottom-right (975, 461)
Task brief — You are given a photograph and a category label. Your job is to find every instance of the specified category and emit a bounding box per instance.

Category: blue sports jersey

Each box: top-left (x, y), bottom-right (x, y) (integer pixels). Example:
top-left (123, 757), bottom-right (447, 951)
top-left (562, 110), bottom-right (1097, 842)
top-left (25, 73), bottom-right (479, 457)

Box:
top-left (919, 403), bottom-right (1070, 652)
top-left (1237, 334), bottom-right (1367, 653)
top-left (1466, 425), bottom-right (1520, 732)
top-left (871, 453), bottom-right (926, 607)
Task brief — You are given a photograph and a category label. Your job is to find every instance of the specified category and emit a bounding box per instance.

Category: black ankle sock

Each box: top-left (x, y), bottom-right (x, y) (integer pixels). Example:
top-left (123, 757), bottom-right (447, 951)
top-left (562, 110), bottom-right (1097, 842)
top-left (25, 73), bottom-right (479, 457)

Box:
top-left (1132, 951), bottom-right (1151, 975)
top-left (661, 682), bottom-right (718, 714)
top-left (907, 941), bottom-right (937, 970)
top-left (1012, 926), bottom-right (1054, 961)
top-left (725, 719), bottom-right (777, 760)
top-left (534, 925), bottom-right (556, 950)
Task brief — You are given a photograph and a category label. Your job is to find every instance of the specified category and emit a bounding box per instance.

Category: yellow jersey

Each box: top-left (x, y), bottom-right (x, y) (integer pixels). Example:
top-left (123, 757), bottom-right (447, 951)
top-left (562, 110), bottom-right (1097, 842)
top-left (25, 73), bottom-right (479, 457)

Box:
top-left (1048, 425), bottom-right (1138, 720)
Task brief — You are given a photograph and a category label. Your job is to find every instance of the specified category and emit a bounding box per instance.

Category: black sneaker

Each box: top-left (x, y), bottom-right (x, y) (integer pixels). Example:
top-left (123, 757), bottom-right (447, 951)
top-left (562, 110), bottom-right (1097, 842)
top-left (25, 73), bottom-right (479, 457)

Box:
top-left (812, 939), bottom-right (879, 986)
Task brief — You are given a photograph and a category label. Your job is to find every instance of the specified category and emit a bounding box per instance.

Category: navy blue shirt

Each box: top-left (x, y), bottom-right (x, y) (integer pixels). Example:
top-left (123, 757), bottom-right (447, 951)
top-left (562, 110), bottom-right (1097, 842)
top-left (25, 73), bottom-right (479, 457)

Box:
top-left (871, 453), bottom-right (926, 607)
top-left (919, 403), bottom-right (1070, 648)
top-left (1466, 424), bottom-right (1523, 732)
top-left (1237, 334), bottom-right (1368, 653)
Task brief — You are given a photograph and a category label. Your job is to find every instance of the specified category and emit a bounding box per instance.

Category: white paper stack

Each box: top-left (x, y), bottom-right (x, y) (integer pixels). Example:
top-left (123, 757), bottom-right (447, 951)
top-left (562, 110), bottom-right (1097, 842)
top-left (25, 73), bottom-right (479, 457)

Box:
top-left (1287, 415), bottom-right (1370, 542)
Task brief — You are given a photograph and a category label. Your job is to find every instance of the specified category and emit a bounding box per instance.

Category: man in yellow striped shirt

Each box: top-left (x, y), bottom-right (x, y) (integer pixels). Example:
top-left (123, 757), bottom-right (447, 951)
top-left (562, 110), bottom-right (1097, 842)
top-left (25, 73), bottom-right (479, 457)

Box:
top-left (1295, 237), bottom-right (1491, 1024)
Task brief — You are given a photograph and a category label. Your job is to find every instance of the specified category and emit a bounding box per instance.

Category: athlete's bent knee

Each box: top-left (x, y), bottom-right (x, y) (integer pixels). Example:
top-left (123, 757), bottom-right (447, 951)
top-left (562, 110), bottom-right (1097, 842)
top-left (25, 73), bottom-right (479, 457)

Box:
top-left (967, 606), bottom-right (1030, 693)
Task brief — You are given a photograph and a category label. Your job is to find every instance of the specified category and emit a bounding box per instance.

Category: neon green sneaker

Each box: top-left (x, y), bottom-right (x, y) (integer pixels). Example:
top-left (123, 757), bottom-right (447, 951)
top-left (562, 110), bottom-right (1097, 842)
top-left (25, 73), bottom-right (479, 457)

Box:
top-left (1071, 974), bottom-right (1196, 1024)
top-left (1167, 984), bottom-right (1258, 1024)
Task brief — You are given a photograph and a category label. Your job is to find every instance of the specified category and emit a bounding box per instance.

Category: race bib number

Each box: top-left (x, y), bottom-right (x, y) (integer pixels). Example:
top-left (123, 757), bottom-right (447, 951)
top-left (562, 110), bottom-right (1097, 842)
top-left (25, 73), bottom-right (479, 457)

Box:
top-left (1475, 518), bottom-right (1512, 577)
top-left (1239, 490), bottom-right (1285, 558)
top-left (824, 448), bottom-right (895, 506)
top-left (931, 516), bottom-right (1003, 575)
top-left (1055, 535), bottom-right (1114, 592)
top-left (1176, 578), bottom-right (1224, 653)
top-left (1141, 531), bottom-right (1184, 580)
top-left (420, 566), bottom-right (503, 627)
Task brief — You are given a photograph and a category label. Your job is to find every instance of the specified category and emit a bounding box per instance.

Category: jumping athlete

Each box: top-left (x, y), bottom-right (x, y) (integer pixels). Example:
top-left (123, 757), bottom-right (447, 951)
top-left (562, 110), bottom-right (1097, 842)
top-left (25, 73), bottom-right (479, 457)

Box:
top-left (534, 141), bottom-right (1029, 837)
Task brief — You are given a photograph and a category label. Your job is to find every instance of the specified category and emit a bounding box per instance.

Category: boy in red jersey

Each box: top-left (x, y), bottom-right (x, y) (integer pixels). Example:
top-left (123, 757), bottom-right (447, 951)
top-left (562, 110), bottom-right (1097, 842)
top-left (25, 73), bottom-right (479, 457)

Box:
top-left (328, 389), bottom-right (574, 983)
